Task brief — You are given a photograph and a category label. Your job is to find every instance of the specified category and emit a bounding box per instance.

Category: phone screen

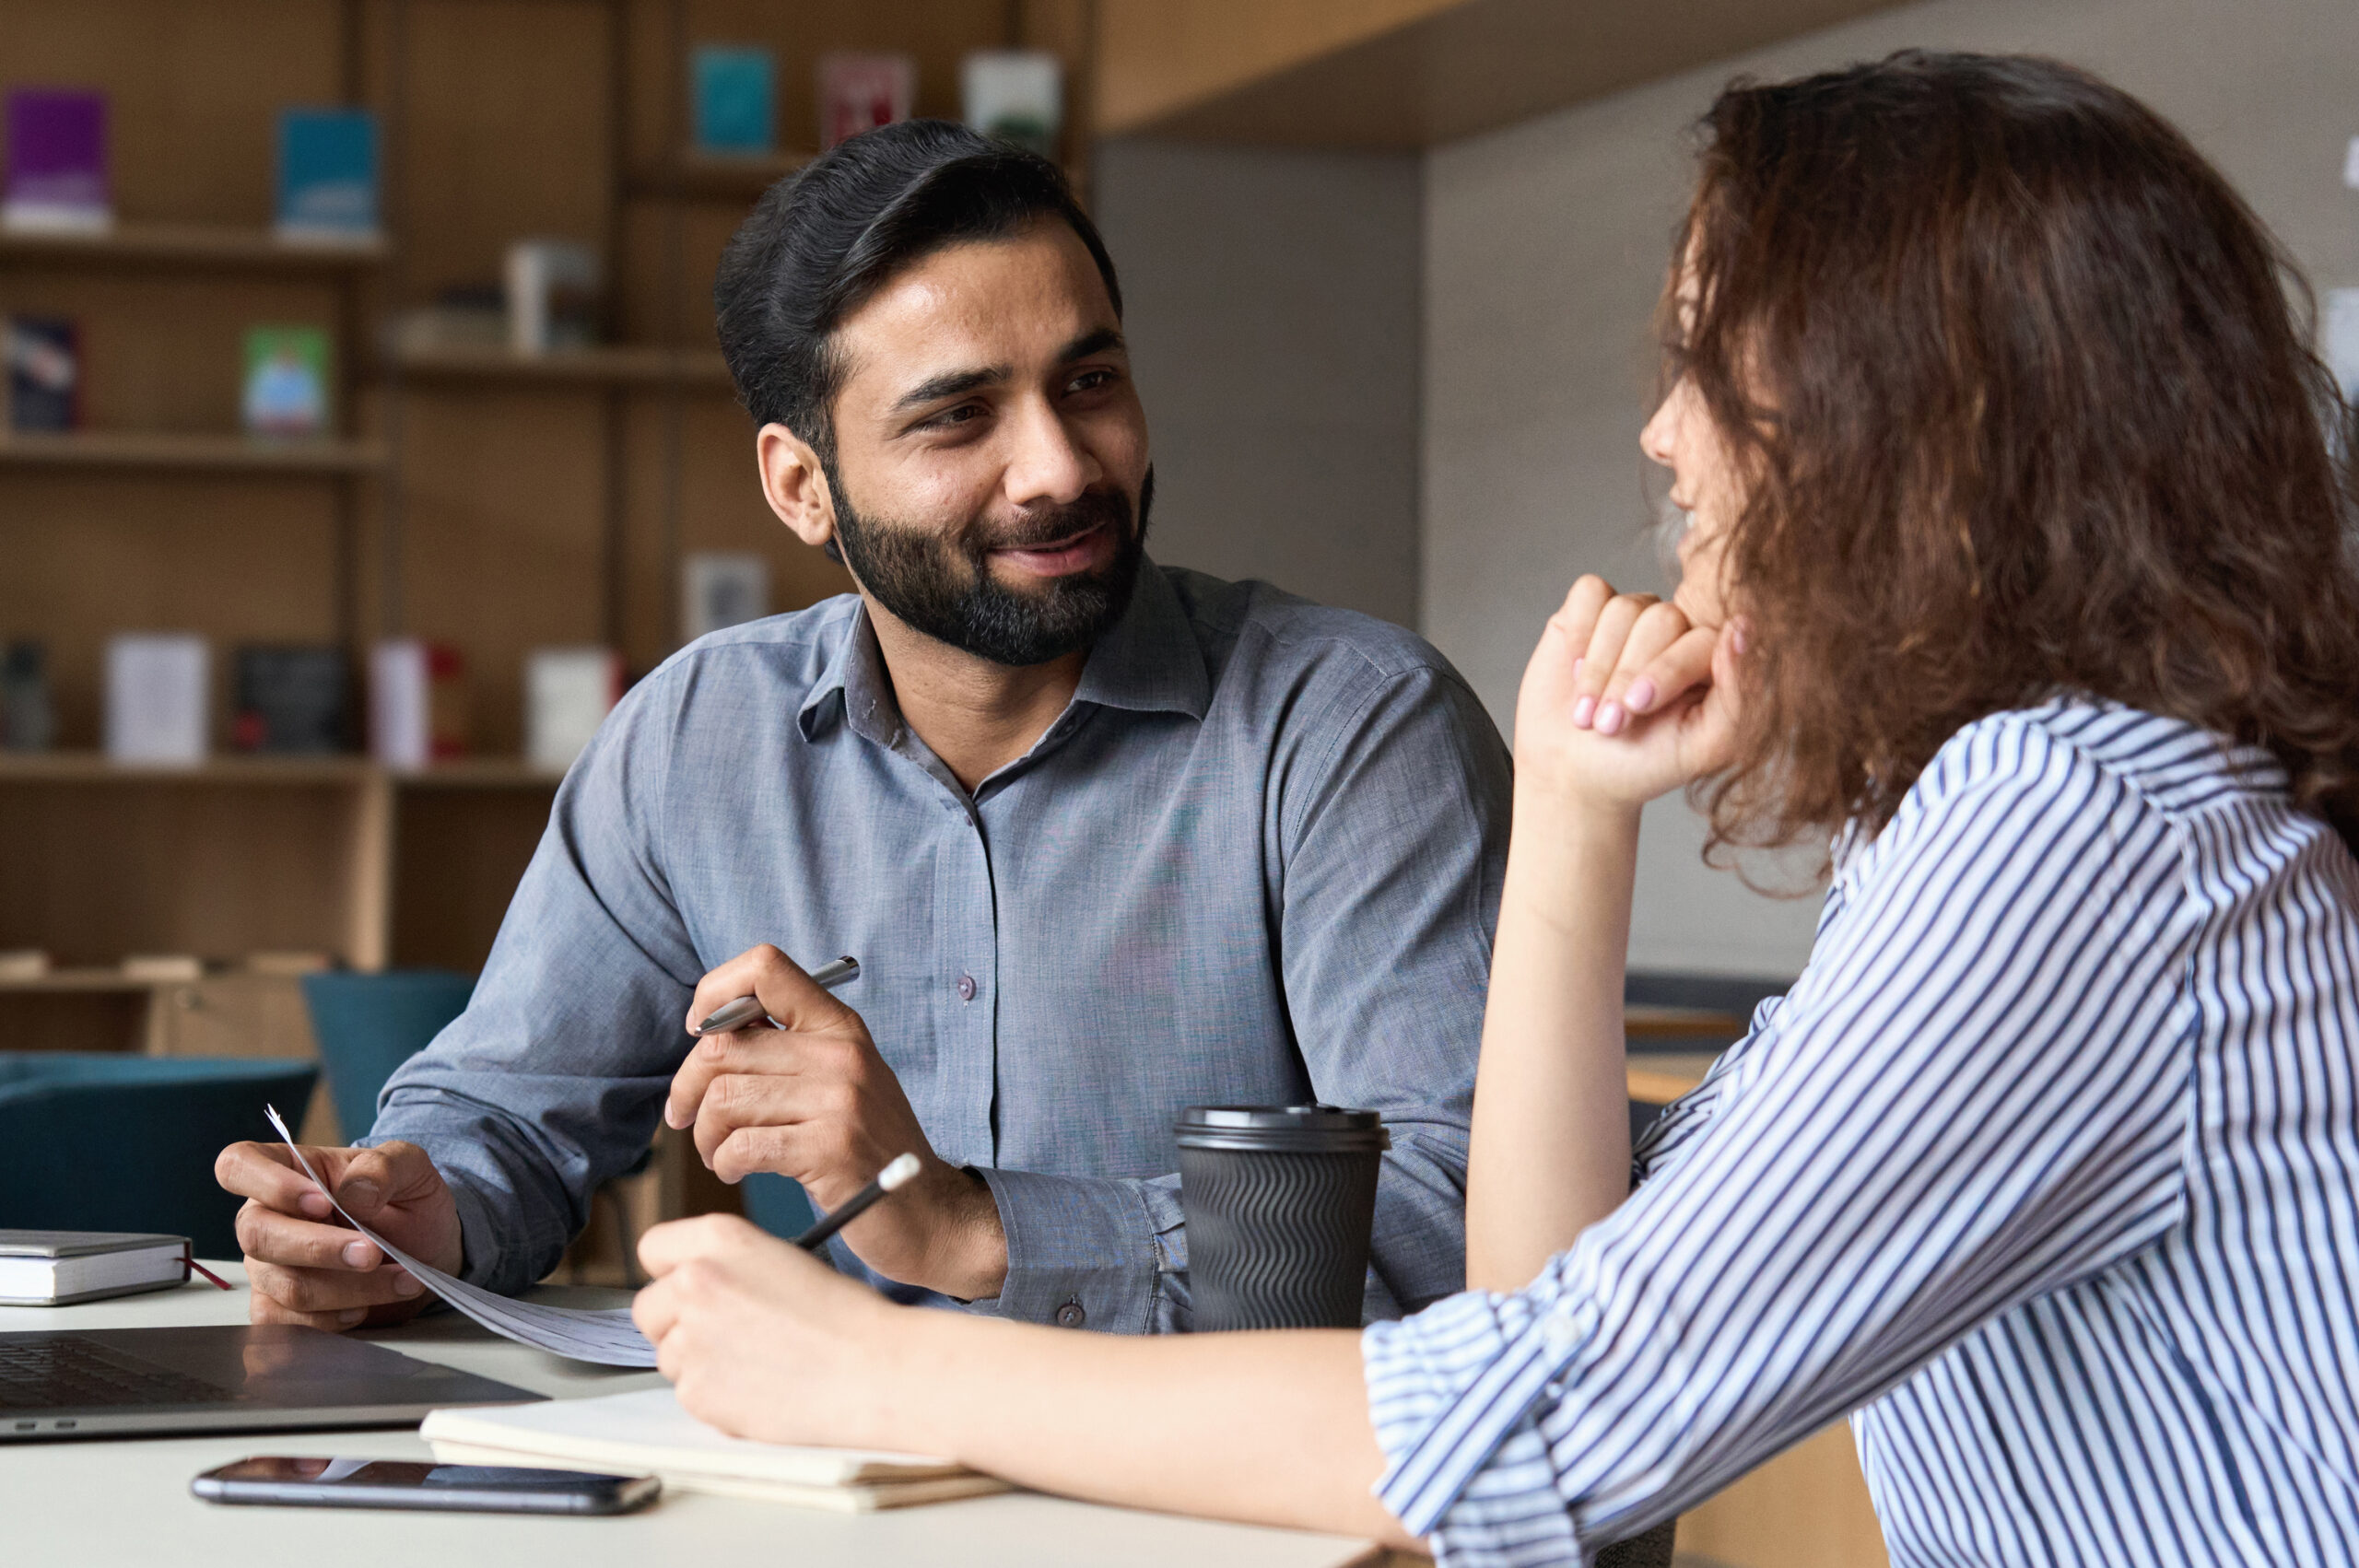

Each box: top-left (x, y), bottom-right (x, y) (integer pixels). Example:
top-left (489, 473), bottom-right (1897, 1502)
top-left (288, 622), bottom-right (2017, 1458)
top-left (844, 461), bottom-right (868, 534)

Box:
top-left (192, 1456), bottom-right (660, 1515)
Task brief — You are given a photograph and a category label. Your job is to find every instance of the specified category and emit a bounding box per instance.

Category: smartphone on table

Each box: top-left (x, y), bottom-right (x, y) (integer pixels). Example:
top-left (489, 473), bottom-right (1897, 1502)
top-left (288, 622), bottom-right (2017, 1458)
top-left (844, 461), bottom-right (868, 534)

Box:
top-left (192, 1456), bottom-right (659, 1515)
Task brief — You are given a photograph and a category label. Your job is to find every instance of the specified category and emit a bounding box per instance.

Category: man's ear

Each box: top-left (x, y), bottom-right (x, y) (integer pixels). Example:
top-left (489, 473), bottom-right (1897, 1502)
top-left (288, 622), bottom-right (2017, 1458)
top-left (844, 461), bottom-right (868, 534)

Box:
top-left (756, 423), bottom-right (838, 552)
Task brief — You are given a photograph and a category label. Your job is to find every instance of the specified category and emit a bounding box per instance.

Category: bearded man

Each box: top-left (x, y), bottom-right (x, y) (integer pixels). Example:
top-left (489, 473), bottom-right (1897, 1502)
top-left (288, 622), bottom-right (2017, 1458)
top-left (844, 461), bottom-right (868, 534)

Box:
top-left (216, 122), bottom-right (1509, 1336)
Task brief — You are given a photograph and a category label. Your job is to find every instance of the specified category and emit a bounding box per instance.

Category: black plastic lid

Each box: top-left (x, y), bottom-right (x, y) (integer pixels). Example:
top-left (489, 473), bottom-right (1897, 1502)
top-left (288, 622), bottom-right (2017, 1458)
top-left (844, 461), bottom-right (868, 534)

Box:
top-left (1174, 1104), bottom-right (1391, 1153)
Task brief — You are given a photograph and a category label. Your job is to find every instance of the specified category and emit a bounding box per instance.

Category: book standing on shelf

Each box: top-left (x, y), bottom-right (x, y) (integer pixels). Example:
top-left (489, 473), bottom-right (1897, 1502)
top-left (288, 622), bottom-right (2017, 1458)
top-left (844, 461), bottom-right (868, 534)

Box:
top-left (2, 88), bottom-right (110, 233)
top-left (231, 644), bottom-right (350, 754)
top-left (105, 634), bottom-right (209, 764)
top-left (818, 53), bottom-right (914, 149)
top-left (505, 240), bottom-right (601, 354)
top-left (370, 639), bottom-right (468, 769)
top-left (526, 647), bottom-right (623, 773)
top-left (241, 325), bottom-right (332, 437)
top-left (275, 106), bottom-right (381, 244)
top-left (6, 315), bottom-right (82, 431)
top-left (962, 51), bottom-right (1062, 159)
top-left (692, 44), bottom-right (777, 156)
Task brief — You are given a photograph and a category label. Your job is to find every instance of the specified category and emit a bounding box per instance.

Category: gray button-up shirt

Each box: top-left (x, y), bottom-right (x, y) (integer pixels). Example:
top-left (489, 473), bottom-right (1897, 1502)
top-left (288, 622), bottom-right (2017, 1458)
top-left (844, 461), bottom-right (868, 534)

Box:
top-left (373, 559), bottom-right (1510, 1332)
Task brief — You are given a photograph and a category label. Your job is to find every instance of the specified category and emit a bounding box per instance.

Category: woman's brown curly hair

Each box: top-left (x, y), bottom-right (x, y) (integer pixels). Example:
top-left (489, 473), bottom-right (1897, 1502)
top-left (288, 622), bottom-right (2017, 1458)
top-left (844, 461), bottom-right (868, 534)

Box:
top-left (1671, 51), bottom-right (2359, 860)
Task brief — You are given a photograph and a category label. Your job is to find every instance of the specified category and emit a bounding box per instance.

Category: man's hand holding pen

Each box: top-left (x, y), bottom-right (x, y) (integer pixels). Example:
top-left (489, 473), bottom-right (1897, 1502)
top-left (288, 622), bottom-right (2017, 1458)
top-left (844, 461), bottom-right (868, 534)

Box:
top-left (666, 944), bottom-right (1009, 1303)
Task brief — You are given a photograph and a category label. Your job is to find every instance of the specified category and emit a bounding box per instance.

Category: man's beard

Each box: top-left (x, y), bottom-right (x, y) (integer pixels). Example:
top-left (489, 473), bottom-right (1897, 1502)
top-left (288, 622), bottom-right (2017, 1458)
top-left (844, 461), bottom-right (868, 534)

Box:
top-left (829, 467), bottom-right (1153, 668)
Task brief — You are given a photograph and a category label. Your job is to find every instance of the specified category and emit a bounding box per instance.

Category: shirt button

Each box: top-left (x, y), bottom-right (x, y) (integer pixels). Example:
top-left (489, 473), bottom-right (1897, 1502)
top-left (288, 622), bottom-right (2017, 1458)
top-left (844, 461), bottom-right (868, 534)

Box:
top-left (1054, 1299), bottom-right (1086, 1328)
top-left (956, 974), bottom-right (977, 1001)
top-left (1540, 1310), bottom-right (1580, 1349)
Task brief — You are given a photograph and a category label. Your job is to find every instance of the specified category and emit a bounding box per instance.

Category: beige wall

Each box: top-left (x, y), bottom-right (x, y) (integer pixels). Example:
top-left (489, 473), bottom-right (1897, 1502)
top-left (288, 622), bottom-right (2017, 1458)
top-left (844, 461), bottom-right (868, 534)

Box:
top-left (1423, 0), bottom-right (2359, 976)
top-left (1095, 137), bottom-right (1425, 628)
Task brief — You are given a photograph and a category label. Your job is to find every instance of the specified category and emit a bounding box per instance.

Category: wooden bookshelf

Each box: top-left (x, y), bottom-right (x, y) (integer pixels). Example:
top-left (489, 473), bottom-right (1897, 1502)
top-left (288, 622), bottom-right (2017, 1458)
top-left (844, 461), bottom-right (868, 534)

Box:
top-left (389, 343), bottom-right (734, 389)
top-left (0, 221), bottom-right (387, 274)
top-left (0, 430), bottom-right (389, 475)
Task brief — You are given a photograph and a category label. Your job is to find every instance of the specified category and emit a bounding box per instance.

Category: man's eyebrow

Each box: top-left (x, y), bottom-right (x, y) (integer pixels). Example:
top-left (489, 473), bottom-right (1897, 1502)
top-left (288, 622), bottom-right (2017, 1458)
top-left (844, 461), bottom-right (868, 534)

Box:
top-left (890, 364), bottom-right (1010, 415)
top-left (1060, 327), bottom-right (1125, 362)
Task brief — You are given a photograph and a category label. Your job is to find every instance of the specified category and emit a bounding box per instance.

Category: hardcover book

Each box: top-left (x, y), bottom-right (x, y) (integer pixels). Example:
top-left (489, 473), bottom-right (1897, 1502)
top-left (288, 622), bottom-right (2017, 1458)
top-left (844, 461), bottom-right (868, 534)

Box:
top-left (242, 326), bottom-right (332, 437)
top-left (6, 315), bottom-right (82, 432)
top-left (962, 51), bottom-right (1062, 159)
top-left (692, 45), bottom-right (776, 155)
top-left (817, 53), bottom-right (914, 150)
top-left (105, 633), bottom-right (210, 764)
top-left (276, 107), bottom-right (381, 243)
top-left (0, 1232), bottom-right (193, 1307)
top-left (2, 88), bottom-right (109, 233)
top-left (525, 646), bottom-right (623, 773)
top-left (370, 638), bottom-right (466, 768)
top-left (231, 644), bottom-right (349, 754)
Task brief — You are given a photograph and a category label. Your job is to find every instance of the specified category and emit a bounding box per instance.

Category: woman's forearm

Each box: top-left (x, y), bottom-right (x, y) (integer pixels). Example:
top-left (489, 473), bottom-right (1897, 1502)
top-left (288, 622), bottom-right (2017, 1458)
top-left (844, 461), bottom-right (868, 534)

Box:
top-left (1464, 793), bottom-right (1641, 1293)
top-left (888, 1311), bottom-right (1420, 1549)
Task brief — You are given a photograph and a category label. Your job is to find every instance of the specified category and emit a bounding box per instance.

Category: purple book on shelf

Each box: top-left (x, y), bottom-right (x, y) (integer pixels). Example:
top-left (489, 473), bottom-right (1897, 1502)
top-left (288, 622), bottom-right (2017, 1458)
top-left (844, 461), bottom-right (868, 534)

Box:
top-left (5, 88), bottom-right (110, 231)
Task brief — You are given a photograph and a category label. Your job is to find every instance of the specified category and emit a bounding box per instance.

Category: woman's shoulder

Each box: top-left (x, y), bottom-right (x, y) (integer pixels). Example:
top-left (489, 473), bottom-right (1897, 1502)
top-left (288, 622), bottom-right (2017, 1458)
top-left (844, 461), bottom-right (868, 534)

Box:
top-left (1907, 697), bottom-right (2285, 832)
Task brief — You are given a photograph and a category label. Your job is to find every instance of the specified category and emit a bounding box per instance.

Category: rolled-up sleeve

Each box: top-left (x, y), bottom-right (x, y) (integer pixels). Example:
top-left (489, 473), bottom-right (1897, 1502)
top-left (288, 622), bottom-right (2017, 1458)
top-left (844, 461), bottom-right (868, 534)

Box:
top-left (1361, 718), bottom-right (2201, 1564)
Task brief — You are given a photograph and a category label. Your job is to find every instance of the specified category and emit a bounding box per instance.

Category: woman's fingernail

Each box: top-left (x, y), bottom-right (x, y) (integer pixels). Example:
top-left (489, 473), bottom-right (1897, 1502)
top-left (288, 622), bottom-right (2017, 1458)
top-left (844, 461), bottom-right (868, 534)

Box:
top-left (1571, 696), bottom-right (1597, 728)
top-left (1596, 701), bottom-right (1625, 735)
top-left (393, 1272), bottom-right (424, 1297)
top-left (337, 1308), bottom-right (366, 1326)
top-left (342, 1241), bottom-right (374, 1269)
top-left (1625, 677), bottom-right (1657, 711)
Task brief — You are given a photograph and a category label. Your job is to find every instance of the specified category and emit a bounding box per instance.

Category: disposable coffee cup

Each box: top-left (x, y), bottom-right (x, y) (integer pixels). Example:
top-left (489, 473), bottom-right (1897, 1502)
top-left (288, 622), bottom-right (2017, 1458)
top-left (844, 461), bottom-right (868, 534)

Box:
top-left (1176, 1105), bottom-right (1390, 1331)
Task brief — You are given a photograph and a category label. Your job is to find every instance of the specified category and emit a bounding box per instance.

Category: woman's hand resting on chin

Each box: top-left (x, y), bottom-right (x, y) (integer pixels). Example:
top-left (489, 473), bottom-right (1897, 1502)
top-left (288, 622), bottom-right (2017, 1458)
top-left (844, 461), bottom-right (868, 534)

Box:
top-left (633, 1214), bottom-right (910, 1451)
top-left (1513, 573), bottom-right (1744, 813)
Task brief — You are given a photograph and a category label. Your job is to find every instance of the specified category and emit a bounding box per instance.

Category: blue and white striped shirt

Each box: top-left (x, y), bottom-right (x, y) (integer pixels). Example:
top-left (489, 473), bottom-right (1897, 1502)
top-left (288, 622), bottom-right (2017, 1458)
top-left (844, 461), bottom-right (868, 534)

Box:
top-left (1363, 700), bottom-right (2359, 1565)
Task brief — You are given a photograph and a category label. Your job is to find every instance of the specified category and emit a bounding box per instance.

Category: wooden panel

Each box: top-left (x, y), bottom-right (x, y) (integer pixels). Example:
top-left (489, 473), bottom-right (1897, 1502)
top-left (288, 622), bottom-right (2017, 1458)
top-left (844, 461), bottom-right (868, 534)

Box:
top-left (1101, 0), bottom-right (1904, 149)
top-left (0, 225), bottom-right (387, 274)
top-left (1679, 1422), bottom-right (1890, 1568)
top-left (393, 387), bottom-right (609, 753)
top-left (393, 0), bottom-right (612, 310)
top-left (389, 780), bottom-right (557, 970)
top-left (0, 775), bottom-right (369, 965)
top-left (0, 474), bottom-right (339, 747)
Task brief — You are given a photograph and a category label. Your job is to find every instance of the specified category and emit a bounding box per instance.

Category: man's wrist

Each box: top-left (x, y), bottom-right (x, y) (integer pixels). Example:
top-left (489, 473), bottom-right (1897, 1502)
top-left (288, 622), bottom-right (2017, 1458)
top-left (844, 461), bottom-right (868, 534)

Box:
top-left (916, 1165), bottom-right (1008, 1301)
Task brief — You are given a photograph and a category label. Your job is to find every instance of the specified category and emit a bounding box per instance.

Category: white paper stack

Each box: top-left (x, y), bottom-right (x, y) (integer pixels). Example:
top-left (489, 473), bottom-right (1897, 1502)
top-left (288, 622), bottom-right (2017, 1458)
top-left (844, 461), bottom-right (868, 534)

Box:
top-left (104, 634), bottom-right (208, 763)
top-left (421, 1387), bottom-right (1009, 1512)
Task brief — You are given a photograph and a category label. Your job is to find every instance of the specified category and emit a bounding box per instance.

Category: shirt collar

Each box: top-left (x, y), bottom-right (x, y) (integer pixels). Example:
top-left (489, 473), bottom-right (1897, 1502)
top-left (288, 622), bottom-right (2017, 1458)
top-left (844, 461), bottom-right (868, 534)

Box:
top-left (794, 556), bottom-right (1209, 744)
top-left (1069, 556), bottom-right (1209, 721)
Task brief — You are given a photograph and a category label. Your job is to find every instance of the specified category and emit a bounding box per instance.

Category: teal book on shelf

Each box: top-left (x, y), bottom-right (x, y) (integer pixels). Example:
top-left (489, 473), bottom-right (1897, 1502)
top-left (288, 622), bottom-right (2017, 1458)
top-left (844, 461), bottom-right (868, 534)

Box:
top-left (276, 107), bottom-right (380, 242)
top-left (692, 44), bottom-right (776, 155)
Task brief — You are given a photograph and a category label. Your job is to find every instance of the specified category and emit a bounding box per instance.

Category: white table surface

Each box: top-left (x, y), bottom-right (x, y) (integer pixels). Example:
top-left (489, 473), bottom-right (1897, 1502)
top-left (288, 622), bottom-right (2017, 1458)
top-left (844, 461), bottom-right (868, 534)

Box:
top-left (2, 1261), bottom-right (1396, 1568)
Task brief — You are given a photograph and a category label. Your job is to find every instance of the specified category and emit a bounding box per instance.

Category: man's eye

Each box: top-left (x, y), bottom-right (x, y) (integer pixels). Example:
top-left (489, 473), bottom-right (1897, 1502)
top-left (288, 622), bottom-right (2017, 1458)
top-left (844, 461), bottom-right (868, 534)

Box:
top-left (1067, 369), bottom-right (1115, 394)
top-left (923, 404), bottom-right (984, 429)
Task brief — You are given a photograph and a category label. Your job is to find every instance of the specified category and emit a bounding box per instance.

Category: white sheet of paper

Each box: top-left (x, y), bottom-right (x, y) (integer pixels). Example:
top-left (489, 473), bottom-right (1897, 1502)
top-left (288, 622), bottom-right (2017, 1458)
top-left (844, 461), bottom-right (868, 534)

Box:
top-left (264, 1105), bottom-right (658, 1368)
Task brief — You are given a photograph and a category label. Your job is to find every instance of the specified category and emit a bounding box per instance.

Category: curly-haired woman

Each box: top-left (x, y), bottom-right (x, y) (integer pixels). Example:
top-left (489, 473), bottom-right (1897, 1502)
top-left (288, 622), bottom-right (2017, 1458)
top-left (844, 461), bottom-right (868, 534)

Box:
top-left (630, 51), bottom-right (2359, 1567)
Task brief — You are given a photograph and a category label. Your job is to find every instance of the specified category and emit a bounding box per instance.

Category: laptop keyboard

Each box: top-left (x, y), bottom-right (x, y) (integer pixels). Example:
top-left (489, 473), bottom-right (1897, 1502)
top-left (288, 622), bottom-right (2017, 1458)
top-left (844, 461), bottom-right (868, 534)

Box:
top-left (0, 1340), bottom-right (232, 1409)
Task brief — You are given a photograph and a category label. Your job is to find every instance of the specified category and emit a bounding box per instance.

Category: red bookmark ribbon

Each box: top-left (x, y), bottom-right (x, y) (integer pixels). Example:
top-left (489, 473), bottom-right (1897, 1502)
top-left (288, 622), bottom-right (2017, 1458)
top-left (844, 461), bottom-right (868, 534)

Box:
top-left (184, 1250), bottom-right (231, 1291)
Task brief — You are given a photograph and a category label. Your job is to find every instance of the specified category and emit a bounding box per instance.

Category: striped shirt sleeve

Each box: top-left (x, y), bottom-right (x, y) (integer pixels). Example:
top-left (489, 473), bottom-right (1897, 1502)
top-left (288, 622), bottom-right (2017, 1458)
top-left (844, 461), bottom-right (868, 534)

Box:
top-left (1363, 714), bottom-right (2205, 1565)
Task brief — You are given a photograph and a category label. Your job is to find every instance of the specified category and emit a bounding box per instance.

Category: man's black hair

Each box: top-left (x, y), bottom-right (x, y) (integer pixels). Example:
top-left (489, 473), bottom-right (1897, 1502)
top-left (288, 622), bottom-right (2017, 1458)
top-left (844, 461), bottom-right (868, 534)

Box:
top-left (714, 119), bottom-right (1122, 463)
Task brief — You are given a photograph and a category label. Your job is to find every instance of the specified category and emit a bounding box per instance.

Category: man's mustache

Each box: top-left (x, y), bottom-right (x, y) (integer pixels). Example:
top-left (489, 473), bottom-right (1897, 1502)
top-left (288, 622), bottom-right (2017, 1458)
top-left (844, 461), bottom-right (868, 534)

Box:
top-left (960, 488), bottom-right (1133, 555)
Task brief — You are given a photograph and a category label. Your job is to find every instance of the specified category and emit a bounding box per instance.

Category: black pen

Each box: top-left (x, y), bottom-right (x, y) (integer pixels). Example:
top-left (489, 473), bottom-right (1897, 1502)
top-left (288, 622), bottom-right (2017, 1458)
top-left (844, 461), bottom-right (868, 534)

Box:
top-left (792, 1153), bottom-right (920, 1252)
top-left (693, 954), bottom-right (859, 1036)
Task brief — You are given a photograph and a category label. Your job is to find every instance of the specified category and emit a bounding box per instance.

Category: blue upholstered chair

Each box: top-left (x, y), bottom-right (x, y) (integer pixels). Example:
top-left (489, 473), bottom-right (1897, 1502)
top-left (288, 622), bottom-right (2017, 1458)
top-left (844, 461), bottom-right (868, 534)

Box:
top-left (0, 1053), bottom-right (320, 1258)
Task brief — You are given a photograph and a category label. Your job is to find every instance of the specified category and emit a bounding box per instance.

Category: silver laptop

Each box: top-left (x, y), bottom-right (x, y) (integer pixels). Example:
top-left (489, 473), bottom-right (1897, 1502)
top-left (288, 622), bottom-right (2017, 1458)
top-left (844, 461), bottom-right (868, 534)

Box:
top-left (0, 1325), bottom-right (540, 1440)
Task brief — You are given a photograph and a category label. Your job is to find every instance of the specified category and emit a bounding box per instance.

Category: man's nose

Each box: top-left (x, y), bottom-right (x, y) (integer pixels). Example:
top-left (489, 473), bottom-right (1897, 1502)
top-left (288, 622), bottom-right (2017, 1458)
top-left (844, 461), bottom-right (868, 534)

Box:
top-left (1001, 398), bottom-right (1098, 508)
